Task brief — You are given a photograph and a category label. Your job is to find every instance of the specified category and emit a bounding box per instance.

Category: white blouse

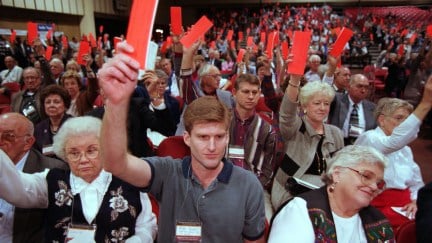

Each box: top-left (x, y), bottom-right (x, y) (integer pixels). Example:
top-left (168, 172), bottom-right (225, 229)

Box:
top-left (0, 149), bottom-right (157, 242)
top-left (268, 197), bottom-right (367, 243)
top-left (355, 114), bottom-right (424, 200)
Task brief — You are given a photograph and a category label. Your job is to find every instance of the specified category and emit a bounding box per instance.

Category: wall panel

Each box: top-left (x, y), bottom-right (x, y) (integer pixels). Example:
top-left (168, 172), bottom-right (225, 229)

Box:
top-left (53, 0), bottom-right (62, 12)
top-left (61, 0), bottom-right (70, 13)
top-left (24, 0), bottom-right (35, 9)
top-left (35, 0), bottom-right (46, 11)
top-left (45, 0), bottom-right (54, 12)
top-left (14, 0), bottom-right (25, 8)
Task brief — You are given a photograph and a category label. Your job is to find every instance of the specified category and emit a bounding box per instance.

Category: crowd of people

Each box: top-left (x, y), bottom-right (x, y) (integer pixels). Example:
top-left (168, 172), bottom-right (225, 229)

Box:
top-left (1, 2), bottom-right (432, 242)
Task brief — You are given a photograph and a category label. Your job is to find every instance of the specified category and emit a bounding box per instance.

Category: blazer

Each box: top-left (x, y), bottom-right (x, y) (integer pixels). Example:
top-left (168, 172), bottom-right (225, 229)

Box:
top-left (328, 93), bottom-right (377, 135)
top-left (416, 182), bottom-right (432, 243)
top-left (12, 148), bottom-right (68, 243)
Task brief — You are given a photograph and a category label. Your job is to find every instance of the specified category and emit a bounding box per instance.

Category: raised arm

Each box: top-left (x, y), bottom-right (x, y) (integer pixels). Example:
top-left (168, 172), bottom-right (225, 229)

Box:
top-left (98, 42), bottom-right (152, 188)
top-left (0, 149), bottom-right (48, 208)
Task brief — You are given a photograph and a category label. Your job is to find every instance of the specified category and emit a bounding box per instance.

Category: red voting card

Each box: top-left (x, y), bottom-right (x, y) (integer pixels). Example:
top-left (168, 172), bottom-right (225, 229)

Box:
top-left (266, 31), bottom-right (276, 60)
top-left (77, 41), bottom-right (90, 65)
top-left (210, 41), bottom-right (216, 49)
top-left (287, 31), bottom-right (311, 75)
top-left (99, 25), bottom-right (104, 34)
top-left (170, 7), bottom-right (182, 35)
top-left (114, 36), bottom-right (122, 51)
top-left (88, 33), bottom-right (97, 48)
top-left (247, 36), bottom-right (254, 47)
top-left (230, 40), bottom-right (236, 49)
top-left (398, 44), bottom-right (405, 56)
top-left (62, 36), bottom-right (68, 49)
top-left (226, 30), bottom-right (233, 41)
top-left (126, 0), bottom-right (159, 68)
top-left (160, 41), bottom-right (168, 53)
top-left (180, 15), bottom-right (213, 48)
top-left (10, 29), bottom-right (16, 43)
top-left (27, 22), bottom-right (38, 45)
top-left (46, 29), bottom-right (52, 40)
top-left (236, 48), bottom-right (246, 63)
top-left (281, 40), bottom-right (289, 60)
top-left (45, 46), bottom-right (53, 61)
top-left (238, 31), bottom-right (244, 41)
top-left (166, 36), bottom-right (172, 47)
top-left (427, 25), bottom-right (432, 38)
top-left (260, 32), bottom-right (266, 43)
top-left (329, 27), bottom-right (353, 57)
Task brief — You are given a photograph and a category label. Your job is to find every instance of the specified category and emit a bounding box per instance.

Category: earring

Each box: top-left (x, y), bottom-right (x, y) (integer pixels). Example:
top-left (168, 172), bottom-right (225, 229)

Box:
top-left (303, 109), bottom-right (307, 115)
top-left (329, 181), bottom-right (339, 192)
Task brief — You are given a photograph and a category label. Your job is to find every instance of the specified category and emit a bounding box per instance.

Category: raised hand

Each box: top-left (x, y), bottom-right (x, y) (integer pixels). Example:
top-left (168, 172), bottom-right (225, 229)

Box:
top-left (97, 41), bottom-right (140, 105)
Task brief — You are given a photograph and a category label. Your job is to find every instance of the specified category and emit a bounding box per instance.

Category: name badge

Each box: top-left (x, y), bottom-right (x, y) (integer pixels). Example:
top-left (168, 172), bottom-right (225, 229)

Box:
top-left (42, 144), bottom-right (54, 156)
top-left (66, 224), bottom-right (96, 243)
top-left (228, 146), bottom-right (244, 159)
top-left (349, 125), bottom-right (365, 137)
top-left (175, 221), bottom-right (202, 242)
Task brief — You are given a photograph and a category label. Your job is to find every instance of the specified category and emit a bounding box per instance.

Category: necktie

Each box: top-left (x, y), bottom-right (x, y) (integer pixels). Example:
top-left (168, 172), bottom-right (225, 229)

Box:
top-left (350, 104), bottom-right (359, 127)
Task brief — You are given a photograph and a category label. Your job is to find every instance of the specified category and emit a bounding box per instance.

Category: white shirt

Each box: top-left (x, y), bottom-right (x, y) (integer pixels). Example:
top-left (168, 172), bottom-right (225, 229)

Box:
top-left (0, 150), bottom-right (157, 242)
top-left (342, 97), bottom-right (366, 138)
top-left (168, 73), bottom-right (180, 97)
top-left (355, 114), bottom-right (424, 200)
top-left (269, 197), bottom-right (367, 243)
top-left (0, 65), bottom-right (23, 84)
top-left (0, 151), bottom-right (29, 243)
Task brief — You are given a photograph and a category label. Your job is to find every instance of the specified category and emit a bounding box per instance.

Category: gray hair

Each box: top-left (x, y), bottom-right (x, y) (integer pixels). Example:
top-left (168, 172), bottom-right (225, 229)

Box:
top-left (299, 81), bottom-right (335, 107)
top-left (155, 69), bottom-right (169, 80)
top-left (322, 145), bottom-right (388, 185)
top-left (53, 116), bottom-right (101, 160)
top-left (309, 54), bottom-right (321, 63)
top-left (50, 58), bottom-right (64, 69)
top-left (373, 97), bottom-right (413, 121)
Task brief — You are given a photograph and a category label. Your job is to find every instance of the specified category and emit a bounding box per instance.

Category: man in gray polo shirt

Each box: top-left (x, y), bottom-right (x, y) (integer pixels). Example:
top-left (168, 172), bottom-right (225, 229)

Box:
top-left (98, 41), bottom-right (266, 243)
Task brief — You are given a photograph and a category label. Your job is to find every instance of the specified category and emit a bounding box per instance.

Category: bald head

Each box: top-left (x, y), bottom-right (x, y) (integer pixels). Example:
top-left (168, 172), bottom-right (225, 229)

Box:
top-left (0, 113), bottom-right (35, 163)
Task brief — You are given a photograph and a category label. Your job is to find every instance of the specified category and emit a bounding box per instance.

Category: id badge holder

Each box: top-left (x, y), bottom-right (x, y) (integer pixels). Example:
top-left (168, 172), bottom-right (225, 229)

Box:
top-left (175, 221), bottom-right (202, 242)
top-left (66, 223), bottom-right (97, 243)
top-left (42, 144), bottom-right (55, 156)
top-left (228, 145), bottom-right (245, 159)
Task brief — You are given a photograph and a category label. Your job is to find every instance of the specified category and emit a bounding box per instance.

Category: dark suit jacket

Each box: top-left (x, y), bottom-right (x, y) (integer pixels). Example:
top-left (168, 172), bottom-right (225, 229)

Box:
top-left (328, 93), bottom-right (377, 135)
top-left (13, 148), bottom-right (68, 243)
top-left (416, 182), bottom-right (432, 243)
top-left (87, 97), bottom-right (176, 157)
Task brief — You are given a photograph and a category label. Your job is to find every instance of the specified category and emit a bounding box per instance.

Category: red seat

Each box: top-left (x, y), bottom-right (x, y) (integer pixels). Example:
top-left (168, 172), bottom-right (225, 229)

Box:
top-left (395, 221), bottom-right (416, 243)
top-left (156, 136), bottom-right (190, 159)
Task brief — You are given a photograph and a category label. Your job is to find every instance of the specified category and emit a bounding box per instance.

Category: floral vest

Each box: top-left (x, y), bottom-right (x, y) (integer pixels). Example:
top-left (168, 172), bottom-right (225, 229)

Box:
top-left (45, 169), bottom-right (142, 243)
top-left (298, 187), bottom-right (395, 243)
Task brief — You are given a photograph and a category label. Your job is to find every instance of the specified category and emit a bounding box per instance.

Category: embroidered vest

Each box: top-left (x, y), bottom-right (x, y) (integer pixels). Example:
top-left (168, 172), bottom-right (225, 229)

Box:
top-left (298, 187), bottom-right (395, 243)
top-left (45, 169), bottom-right (142, 242)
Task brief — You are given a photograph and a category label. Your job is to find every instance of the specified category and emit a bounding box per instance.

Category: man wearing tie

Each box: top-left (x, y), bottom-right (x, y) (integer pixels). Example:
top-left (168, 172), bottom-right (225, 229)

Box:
top-left (328, 74), bottom-right (376, 145)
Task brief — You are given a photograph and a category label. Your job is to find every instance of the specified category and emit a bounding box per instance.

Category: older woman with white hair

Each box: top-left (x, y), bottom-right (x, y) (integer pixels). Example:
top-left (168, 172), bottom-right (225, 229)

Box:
top-left (0, 116), bottom-right (157, 242)
top-left (355, 75), bottom-right (432, 232)
top-left (269, 145), bottom-right (395, 243)
top-left (271, 73), bottom-right (344, 210)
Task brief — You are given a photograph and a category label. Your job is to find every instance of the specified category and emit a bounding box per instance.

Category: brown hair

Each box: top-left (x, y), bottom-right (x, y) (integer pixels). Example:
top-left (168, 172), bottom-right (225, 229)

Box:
top-left (234, 74), bottom-right (260, 90)
top-left (61, 70), bottom-right (83, 89)
top-left (39, 84), bottom-right (71, 117)
top-left (183, 96), bottom-right (231, 133)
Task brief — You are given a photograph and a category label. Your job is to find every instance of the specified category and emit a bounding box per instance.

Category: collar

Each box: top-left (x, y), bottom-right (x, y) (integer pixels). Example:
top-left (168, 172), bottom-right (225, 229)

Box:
top-left (70, 169), bottom-right (112, 195)
top-left (15, 151), bottom-right (30, 171)
top-left (181, 156), bottom-right (233, 184)
top-left (348, 95), bottom-right (363, 107)
top-left (234, 108), bottom-right (255, 125)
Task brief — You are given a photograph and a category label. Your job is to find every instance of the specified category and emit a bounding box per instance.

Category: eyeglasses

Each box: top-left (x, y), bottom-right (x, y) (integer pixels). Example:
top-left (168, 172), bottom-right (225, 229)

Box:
top-left (66, 146), bottom-right (100, 163)
top-left (0, 130), bottom-right (30, 143)
top-left (344, 167), bottom-right (386, 191)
